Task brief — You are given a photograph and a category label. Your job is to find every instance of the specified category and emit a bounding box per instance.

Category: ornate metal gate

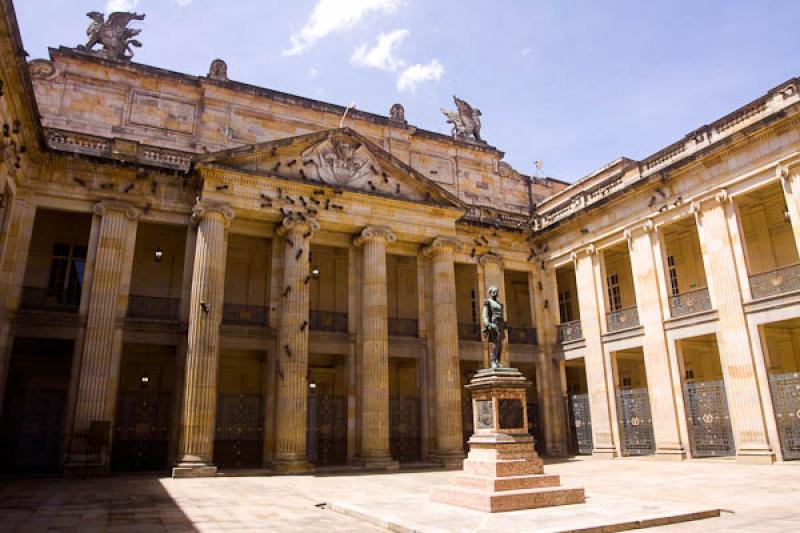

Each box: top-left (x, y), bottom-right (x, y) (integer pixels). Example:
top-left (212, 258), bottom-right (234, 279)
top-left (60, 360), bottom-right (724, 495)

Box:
top-left (683, 380), bottom-right (735, 457)
top-left (568, 393), bottom-right (593, 455)
top-left (390, 395), bottom-right (421, 462)
top-left (112, 391), bottom-right (171, 471)
top-left (769, 371), bottom-right (800, 460)
top-left (616, 388), bottom-right (655, 456)
top-left (9, 387), bottom-right (66, 472)
top-left (214, 393), bottom-right (263, 468)
top-left (307, 394), bottom-right (347, 465)
top-left (461, 394), bottom-right (473, 453)
top-left (526, 399), bottom-right (546, 455)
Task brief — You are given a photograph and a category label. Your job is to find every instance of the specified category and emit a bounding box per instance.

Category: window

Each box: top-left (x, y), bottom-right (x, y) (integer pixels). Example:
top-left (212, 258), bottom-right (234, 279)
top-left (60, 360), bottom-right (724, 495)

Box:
top-left (667, 255), bottom-right (679, 296)
top-left (620, 376), bottom-right (632, 389)
top-left (48, 243), bottom-right (87, 306)
top-left (684, 368), bottom-right (695, 381)
top-left (606, 273), bottom-right (622, 312)
top-left (558, 290), bottom-right (573, 323)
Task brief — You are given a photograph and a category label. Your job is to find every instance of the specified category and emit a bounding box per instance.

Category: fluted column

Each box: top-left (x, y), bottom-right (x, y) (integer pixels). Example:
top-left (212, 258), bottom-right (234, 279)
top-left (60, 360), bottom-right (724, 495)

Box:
top-left (479, 253), bottom-right (507, 366)
top-left (354, 225), bottom-right (398, 468)
top-left (67, 201), bottom-right (140, 471)
top-left (272, 215), bottom-right (318, 473)
top-left (626, 222), bottom-right (686, 459)
top-left (424, 237), bottom-right (464, 467)
top-left (0, 194), bottom-right (36, 414)
top-left (173, 201), bottom-right (234, 477)
top-left (694, 192), bottom-right (775, 463)
top-left (573, 246), bottom-right (617, 457)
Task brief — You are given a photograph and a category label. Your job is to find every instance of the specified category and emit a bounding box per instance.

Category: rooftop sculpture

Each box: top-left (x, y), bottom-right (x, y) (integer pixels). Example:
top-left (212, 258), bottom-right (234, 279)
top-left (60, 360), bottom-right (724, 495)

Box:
top-left (441, 95), bottom-right (484, 144)
top-left (77, 11), bottom-right (145, 61)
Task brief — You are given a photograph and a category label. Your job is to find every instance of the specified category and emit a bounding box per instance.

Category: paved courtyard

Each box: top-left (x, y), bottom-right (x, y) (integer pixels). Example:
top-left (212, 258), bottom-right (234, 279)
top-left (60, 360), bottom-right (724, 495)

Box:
top-left (0, 457), bottom-right (797, 532)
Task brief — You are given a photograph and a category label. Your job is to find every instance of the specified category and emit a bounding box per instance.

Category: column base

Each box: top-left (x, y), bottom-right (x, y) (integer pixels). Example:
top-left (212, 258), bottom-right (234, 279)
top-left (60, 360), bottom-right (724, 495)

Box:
top-left (429, 449), bottom-right (465, 469)
top-left (591, 448), bottom-right (617, 459)
top-left (172, 462), bottom-right (218, 478)
top-left (655, 448), bottom-right (687, 461)
top-left (271, 459), bottom-right (315, 474)
top-left (351, 454), bottom-right (400, 470)
top-left (63, 461), bottom-right (109, 478)
top-left (735, 449), bottom-right (776, 465)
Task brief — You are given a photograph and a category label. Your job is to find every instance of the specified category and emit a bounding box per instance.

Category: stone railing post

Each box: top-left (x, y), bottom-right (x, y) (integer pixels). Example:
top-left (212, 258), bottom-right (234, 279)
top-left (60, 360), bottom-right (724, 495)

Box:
top-left (173, 201), bottom-right (234, 477)
top-left (424, 236), bottom-right (464, 468)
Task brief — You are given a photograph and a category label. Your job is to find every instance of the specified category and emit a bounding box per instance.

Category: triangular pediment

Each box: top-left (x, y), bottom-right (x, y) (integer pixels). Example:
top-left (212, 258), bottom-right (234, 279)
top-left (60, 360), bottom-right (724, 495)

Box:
top-left (199, 128), bottom-right (464, 209)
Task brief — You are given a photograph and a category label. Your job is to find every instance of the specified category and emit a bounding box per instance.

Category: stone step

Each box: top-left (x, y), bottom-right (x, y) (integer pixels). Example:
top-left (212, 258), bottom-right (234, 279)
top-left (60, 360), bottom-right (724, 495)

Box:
top-left (430, 484), bottom-right (585, 513)
top-left (455, 473), bottom-right (561, 491)
top-left (463, 458), bottom-right (544, 477)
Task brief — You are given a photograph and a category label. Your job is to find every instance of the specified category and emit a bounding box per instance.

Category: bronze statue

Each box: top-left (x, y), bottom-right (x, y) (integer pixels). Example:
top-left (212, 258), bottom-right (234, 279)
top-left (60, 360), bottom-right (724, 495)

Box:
top-left (482, 286), bottom-right (505, 368)
top-left (441, 95), bottom-right (484, 143)
top-left (77, 11), bottom-right (145, 61)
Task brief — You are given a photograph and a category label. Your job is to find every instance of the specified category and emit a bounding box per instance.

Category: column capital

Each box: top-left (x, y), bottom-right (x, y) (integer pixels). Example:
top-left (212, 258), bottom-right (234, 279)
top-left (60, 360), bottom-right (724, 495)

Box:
top-left (191, 200), bottom-right (235, 224)
top-left (277, 214), bottom-right (320, 237)
top-left (623, 219), bottom-right (655, 244)
top-left (423, 236), bottom-right (460, 257)
top-left (354, 225), bottom-right (396, 246)
top-left (570, 244), bottom-right (596, 264)
top-left (478, 252), bottom-right (503, 267)
top-left (94, 200), bottom-right (141, 220)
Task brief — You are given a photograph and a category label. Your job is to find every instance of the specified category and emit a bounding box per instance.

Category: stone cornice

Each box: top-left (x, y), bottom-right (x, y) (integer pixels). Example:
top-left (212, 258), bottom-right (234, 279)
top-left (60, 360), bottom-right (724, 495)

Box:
top-left (353, 225), bottom-right (396, 246)
top-left (94, 200), bottom-right (141, 220)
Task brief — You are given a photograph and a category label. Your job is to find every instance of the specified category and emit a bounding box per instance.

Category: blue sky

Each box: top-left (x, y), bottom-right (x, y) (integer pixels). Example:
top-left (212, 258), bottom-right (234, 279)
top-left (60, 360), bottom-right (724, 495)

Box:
top-left (14, 0), bottom-right (800, 182)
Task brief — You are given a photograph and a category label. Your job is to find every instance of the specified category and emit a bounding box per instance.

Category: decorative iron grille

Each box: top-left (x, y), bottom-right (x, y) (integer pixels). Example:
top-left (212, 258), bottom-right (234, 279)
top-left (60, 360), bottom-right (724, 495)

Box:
top-left (558, 320), bottom-right (583, 342)
top-left (112, 391), bottom-right (172, 472)
top-left (388, 317), bottom-right (418, 337)
top-left (568, 393), bottom-right (593, 455)
top-left (769, 371), bottom-right (800, 460)
top-left (458, 322), bottom-right (482, 340)
top-left (683, 380), bottom-right (735, 457)
top-left (461, 393), bottom-right (473, 453)
top-left (749, 264), bottom-right (800, 300)
top-left (606, 306), bottom-right (640, 332)
top-left (214, 393), bottom-right (263, 469)
top-left (669, 288), bottom-right (712, 317)
top-left (508, 326), bottom-right (538, 345)
top-left (526, 399), bottom-right (546, 455)
top-left (127, 295), bottom-right (180, 321)
top-left (222, 304), bottom-right (268, 326)
top-left (307, 394), bottom-right (348, 465)
top-left (616, 387), bottom-right (655, 456)
top-left (20, 286), bottom-right (80, 313)
top-left (309, 310), bottom-right (348, 333)
top-left (390, 395), bottom-right (421, 463)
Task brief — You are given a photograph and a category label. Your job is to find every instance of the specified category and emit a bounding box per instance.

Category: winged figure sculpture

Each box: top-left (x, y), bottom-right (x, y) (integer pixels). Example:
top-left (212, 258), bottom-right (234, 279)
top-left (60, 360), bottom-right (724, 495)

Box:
top-left (77, 11), bottom-right (145, 61)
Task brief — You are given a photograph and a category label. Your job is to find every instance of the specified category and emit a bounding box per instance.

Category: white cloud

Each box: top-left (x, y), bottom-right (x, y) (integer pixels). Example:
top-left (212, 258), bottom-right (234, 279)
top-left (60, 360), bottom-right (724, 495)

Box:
top-left (284, 0), bottom-right (404, 56)
top-left (521, 47), bottom-right (532, 57)
top-left (396, 59), bottom-right (444, 93)
top-left (350, 29), bottom-right (409, 72)
top-left (176, 0), bottom-right (193, 6)
top-left (106, 0), bottom-right (139, 12)
top-left (308, 66), bottom-right (319, 79)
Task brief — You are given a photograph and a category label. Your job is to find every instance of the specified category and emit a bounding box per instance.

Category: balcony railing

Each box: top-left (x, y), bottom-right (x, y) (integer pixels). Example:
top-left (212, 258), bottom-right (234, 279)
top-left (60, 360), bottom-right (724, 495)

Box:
top-left (127, 295), bottom-right (180, 321)
top-left (458, 322), bottom-right (482, 341)
top-left (310, 310), bottom-right (348, 333)
top-left (20, 286), bottom-right (80, 313)
top-left (607, 306), bottom-right (640, 332)
top-left (388, 317), bottom-right (418, 337)
top-left (507, 326), bottom-right (538, 345)
top-left (558, 320), bottom-right (583, 343)
top-left (749, 263), bottom-right (800, 300)
top-left (222, 303), bottom-right (268, 326)
top-left (669, 288), bottom-right (712, 318)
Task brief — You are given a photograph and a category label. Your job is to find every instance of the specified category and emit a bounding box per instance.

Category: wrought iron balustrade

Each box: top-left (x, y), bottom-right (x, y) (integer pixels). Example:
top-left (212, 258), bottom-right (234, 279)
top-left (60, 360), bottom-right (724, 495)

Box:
top-left (388, 317), bottom-right (418, 337)
top-left (222, 303), bottom-right (268, 326)
top-left (557, 320), bottom-right (583, 342)
top-left (309, 310), bottom-right (348, 333)
top-left (127, 295), bottom-right (180, 321)
top-left (507, 326), bottom-right (538, 345)
top-left (20, 286), bottom-right (80, 313)
top-left (458, 322), bottom-right (482, 340)
top-left (668, 288), bottom-right (711, 317)
top-left (749, 263), bottom-right (800, 300)
top-left (606, 306), bottom-right (640, 332)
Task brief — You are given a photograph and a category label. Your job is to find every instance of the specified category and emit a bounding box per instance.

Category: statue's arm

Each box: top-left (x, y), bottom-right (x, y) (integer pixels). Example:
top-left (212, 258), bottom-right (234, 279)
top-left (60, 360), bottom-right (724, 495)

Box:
top-left (482, 300), bottom-right (491, 328)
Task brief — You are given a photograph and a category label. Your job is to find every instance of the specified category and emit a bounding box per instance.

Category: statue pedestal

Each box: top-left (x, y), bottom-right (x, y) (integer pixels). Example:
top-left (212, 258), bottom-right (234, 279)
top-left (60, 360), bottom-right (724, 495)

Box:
top-left (431, 368), bottom-right (585, 513)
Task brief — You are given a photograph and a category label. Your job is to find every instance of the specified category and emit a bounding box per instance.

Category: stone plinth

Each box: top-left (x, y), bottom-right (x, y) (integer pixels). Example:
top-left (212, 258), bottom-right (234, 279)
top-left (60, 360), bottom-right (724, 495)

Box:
top-left (431, 368), bottom-right (585, 513)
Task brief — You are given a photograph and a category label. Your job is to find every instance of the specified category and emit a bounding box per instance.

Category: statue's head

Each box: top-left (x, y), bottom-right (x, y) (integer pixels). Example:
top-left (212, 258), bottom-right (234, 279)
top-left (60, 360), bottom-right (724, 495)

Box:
top-left (87, 11), bottom-right (104, 23)
top-left (488, 286), bottom-right (499, 298)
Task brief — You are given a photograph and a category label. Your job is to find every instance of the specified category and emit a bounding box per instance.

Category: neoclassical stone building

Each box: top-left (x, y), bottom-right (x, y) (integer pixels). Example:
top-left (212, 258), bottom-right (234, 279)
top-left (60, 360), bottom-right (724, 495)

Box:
top-left (0, 3), bottom-right (798, 476)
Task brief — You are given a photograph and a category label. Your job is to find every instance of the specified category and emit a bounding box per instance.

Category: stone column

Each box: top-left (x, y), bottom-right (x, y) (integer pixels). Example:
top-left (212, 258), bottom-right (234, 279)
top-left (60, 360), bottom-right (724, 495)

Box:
top-left (0, 194), bottom-right (36, 413)
top-left (479, 253), bottom-right (507, 366)
top-left (424, 236), bottom-right (465, 468)
top-left (694, 192), bottom-right (775, 463)
top-left (573, 246), bottom-right (617, 457)
top-left (780, 163), bottom-right (800, 252)
top-left (626, 222), bottom-right (686, 460)
top-left (67, 201), bottom-right (140, 471)
top-left (353, 225), bottom-right (398, 468)
top-left (272, 215), bottom-right (318, 473)
top-left (530, 263), bottom-right (568, 456)
top-left (173, 201), bottom-right (234, 477)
